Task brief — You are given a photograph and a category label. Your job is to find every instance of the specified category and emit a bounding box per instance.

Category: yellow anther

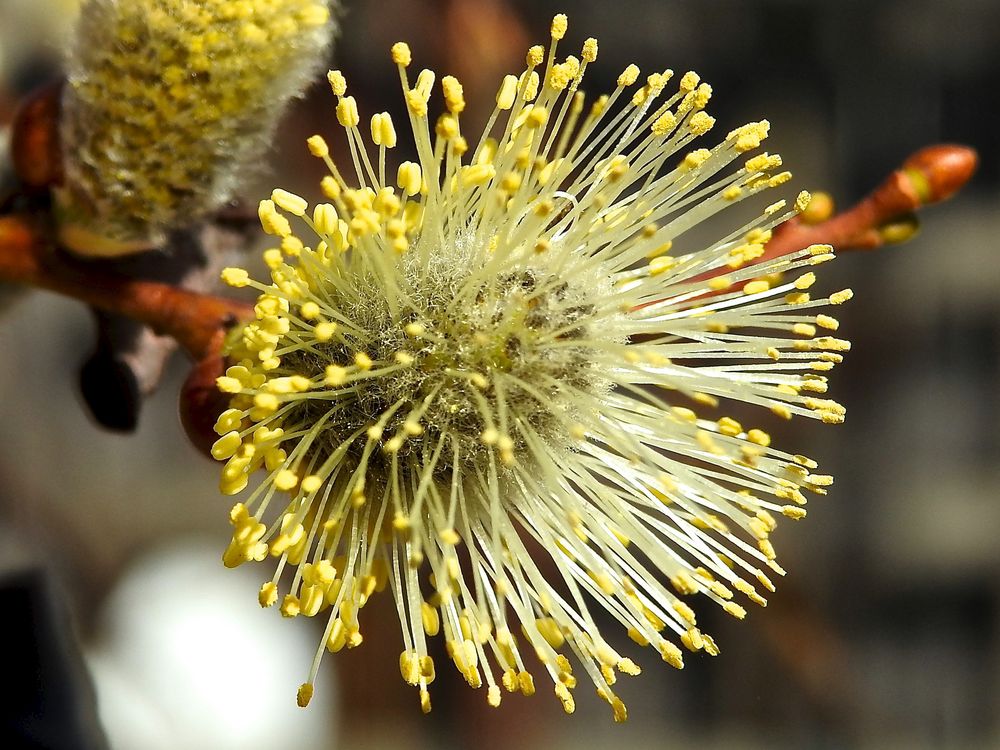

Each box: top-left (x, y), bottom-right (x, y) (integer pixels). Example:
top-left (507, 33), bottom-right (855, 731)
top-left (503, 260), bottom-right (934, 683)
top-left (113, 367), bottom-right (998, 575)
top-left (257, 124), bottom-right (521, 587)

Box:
top-left (679, 148), bottom-right (710, 171)
top-left (439, 528), bottom-right (461, 546)
top-left (723, 185), bottom-right (743, 200)
top-left (672, 600), bottom-right (697, 625)
top-left (548, 63), bottom-right (574, 91)
top-left (300, 475), bottom-right (323, 494)
top-left (404, 322), bottom-right (425, 338)
top-left (310, 203), bottom-right (338, 237)
top-left (271, 189), bottom-right (307, 217)
top-left (485, 685), bottom-right (501, 708)
top-left (257, 581), bottom-right (278, 608)
top-left (336, 96), bottom-right (360, 128)
top-left (320, 175), bottom-right (341, 200)
top-left (252, 392), bottom-right (279, 413)
top-left (582, 37), bottom-right (598, 62)
top-left (413, 68), bottom-right (435, 98)
top-left (729, 120), bottom-right (770, 152)
top-left (681, 628), bottom-right (704, 652)
top-left (327, 69), bottom-right (347, 96)
top-left (493, 74), bottom-right (519, 110)
top-left (296, 682), bottom-right (313, 707)
top-left (535, 617), bottom-right (565, 649)
top-left (648, 256), bottom-right (675, 277)
top-left (550, 13), bottom-right (568, 39)
top-left (420, 601), bottom-right (440, 636)
top-left (745, 152), bottom-right (780, 172)
top-left (442, 76), bottom-right (465, 114)
top-left (652, 111), bottom-right (677, 136)
top-left (435, 113), bottom-right (459, 140)
top-left (679, 70), bottom-right (700, 92)
top-left (399, 650), bottom-right (420, 685)
top-left (262, 248), bottom-right (282, 269)
top-left (390, 42), bottom-right (411, 67)
top-left (526, 46), bottom-right (545, 68)
top-left (626, 625), bottom-right (649, 646)
top-left (769, 171), bottom-right (793, 187)
top-left (618, 64), bottom-right (640, 87)
top-left (258, 199), bottom-right (291, 237)
top-left (405, 89), bottom-right (428, 117)
top-left (670, 571), bottom-right (700, 596)
top-left (795, 272), bottom-right (817, 290)
top-left (314, 321), bottom-right (337, 342)
top-left (830, 289), bottom-right (854, 304)
top-left (221, 267), bottom-right (250, 287)
top-left (743, 279), bottom-right (770, 295)
top-left (211, 431), bottom-right (242, 460)
top-left (500, 171), bottom-right (522, 192)
top-left (783, 506), bottom-right (807, 520)
top-left (526, 106), bottom-right (548, 128)
top-left (659, 641), bottom-right (684, 669)
top-left (461, 164), bottom-right (496, 186)
top-left (263, 447), bottom-right (287, 472)
top-left (770, 404), bottom-right (793, 420)
top-left (717, 417), bottom-right (742, 437)
top-left (370, 112), bottom-right (398, 148)
top-left (397, 161), bottom-right (422, 195)
top-left (325, 620), bottom-right (347, 652)
top-left (688, 111), bottom-right (715, 135)
top-left (306, 134), bottom-right (329, 158)
top-left (280, 594), bottom-right (300, 618)
top-left (723, 601), bottom-right (747, 619)
top-left (274, 469), bottom-right (298, 491)
top-left (213, 409), bottom-right (243, 435)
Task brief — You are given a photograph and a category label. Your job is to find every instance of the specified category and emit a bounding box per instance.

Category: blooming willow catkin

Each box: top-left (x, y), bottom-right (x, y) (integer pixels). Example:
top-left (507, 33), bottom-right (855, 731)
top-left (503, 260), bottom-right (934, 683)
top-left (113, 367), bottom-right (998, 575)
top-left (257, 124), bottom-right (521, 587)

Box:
top-left (216, 14), bottom-right (852, 720)
top-left (58, 0), bottom-right (336, 255)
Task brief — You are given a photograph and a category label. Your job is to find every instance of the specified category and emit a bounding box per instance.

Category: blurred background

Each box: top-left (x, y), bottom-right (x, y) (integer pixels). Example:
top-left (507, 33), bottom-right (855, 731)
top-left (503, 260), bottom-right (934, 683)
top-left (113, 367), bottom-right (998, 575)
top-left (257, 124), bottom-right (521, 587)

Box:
top-left (1, 0), bottom-right (998, 748)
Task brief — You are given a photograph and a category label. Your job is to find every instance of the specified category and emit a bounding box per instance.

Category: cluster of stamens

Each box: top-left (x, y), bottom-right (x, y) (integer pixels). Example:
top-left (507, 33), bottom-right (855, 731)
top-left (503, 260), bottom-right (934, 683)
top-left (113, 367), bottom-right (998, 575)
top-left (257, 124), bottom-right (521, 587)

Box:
top-left (215, 13), bottom-right (850, 720)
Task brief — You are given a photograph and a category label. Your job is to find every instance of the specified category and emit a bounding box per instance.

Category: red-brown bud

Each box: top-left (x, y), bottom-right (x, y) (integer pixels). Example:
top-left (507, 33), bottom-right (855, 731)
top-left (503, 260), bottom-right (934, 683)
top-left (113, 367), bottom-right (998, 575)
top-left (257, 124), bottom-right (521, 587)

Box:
top-left (180, 348), bottom-right (230, 458)
top-left (11, 81), bottom-right (64, 189)
top-left (902, 144), bottom-right (978, 205)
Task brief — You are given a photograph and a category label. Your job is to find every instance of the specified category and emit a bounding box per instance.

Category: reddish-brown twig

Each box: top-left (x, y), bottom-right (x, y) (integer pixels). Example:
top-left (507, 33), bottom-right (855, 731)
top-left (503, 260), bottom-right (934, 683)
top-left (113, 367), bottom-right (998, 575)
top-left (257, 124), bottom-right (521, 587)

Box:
top-left (764, 144), bottom-right (978, 261)
top-left (0, 214), bottom-right (252, 360)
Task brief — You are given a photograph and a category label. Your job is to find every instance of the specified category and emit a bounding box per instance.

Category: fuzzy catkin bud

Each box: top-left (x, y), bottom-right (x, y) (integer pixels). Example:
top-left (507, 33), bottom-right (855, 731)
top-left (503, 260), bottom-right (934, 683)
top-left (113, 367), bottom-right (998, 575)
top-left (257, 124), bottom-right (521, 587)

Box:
top-left (58, 0), bottom-right (336, 255)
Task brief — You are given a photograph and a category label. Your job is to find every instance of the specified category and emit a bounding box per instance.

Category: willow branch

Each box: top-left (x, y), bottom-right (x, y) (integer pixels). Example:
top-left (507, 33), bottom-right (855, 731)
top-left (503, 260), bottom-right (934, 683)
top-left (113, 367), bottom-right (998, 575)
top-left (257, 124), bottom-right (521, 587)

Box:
top-left (764, 144), bottom-right (978, 261)
top-left (0, 214), bottom-right (252, 360)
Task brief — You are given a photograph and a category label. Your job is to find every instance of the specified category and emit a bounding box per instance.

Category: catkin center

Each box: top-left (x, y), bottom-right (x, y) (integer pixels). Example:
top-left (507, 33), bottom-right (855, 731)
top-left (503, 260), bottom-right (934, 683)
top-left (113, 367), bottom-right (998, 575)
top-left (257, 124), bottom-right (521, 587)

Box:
top-left (282, 242), bottom-right (621, 476)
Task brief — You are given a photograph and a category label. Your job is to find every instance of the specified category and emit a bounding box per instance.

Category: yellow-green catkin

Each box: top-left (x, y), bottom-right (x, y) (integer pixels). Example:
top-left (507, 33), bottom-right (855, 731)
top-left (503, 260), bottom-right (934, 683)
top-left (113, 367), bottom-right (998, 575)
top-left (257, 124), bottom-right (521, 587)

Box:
top-left (58, 0), bottom-right (336, 255)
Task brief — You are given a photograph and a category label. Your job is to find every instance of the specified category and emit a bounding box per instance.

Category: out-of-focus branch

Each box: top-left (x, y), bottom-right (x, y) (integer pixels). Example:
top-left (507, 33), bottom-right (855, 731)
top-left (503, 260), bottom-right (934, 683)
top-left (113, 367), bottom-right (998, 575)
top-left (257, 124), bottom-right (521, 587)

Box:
top-left (10, 81), bottom-right (63, 190)
top-left (0, 214), bottom-right (252, 361)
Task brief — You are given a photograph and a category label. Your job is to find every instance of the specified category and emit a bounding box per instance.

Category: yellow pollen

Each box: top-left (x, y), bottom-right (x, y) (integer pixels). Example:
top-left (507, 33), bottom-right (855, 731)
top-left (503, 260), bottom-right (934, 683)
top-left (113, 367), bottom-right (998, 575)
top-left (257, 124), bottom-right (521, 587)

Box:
top-left (327, 69), bottom-right (347, 96)
top-left (306, 134), bottom-right (329, 158)
top-left (390, 42), bottom-right (412, 67)
top-left (617, 64), bottom-right (640, 87)
top-left (550, 13), bottom-right (568, 40)
top-left (336, 96), bottom-right (360, 128)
